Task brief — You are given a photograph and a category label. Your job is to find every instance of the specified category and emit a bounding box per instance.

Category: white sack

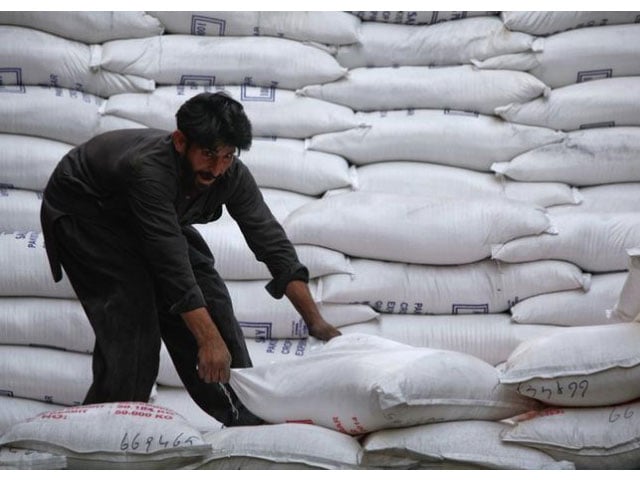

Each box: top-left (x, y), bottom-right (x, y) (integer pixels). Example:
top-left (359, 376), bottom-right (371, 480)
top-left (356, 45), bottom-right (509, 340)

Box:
top-left (501, 402), bottom-right (640, 469)
top-left (501, 11), bottom-right (640, 36)
top-left (320, 258), bottom-right (589, 315)
top-left (230, 333), bottom-right (538, 434)
top-left (0, 446), bottom-right (66, 470)
top-left (0, 86), bottom-right (104, 146)
top-left (0, 345), bottom-right (92, 406)
top-left (193, 189), bottom-right (352, 280)
top-left (103, 85), bottom-right (360, 139)
top-left (100, 35), bottom-right (346, 90)
top-left (298, 66), bottom-right (548, 115)
top-left (549, 183), bottom-right (640, 215)
top-left (241, 137), bottom-right (353, 195)
top-left (492, 212), bottom-right (640, 273)
top-left (151, 387), bottom-right (223, 434)
top-left (197, 423), bottom-right (362, 470)
top-left (335, 17), bottom-right (534, 68)
top-left (0, 297), bottom-right (93, 353)
top-left (495, 77), bottom-right (640, 131)
top-left (0, 397), bottom-right (59, 436)
top-left (0, 26), bottom-right (154, 97)
top-left (0, 402), bottom-right (210, 469)
top-left (511, 272), bottom-right (628, 326)
top-left (339, 314), bottom-right (561, 367)
top-left (283, 191), bottom-right (554, 265)
top-left (492, 127), bottom-right (640, 186)
top-left (148, 11), bottom-right (361, 45)
top-left (350, 162), bottom-right (578, 208)
top-left (361, 420), bottom-right (573, 470)
top-left (0, 134), bottom-right (72, 192)
top-left (0, 189), bottom-right (41, 233)
top-left (608, 248), bottom-right (640, 322)
top-left (0, 232), bottom-right (75, 298)
top-left (499, 323), bottom-right (640, 407)
top-left (476, 24), bottom-right (640, 89)
top-left (308, 109), bottom-right (565, 171)
top-left (0, 11), bottom-right (164, 43)
top-left (350, 11), bottom-right (498, 25)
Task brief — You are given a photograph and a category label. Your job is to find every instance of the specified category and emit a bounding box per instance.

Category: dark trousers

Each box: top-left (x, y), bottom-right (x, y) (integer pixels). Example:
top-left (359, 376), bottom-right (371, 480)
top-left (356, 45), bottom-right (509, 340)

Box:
top-left (53, 214), bottom-right (256, 426)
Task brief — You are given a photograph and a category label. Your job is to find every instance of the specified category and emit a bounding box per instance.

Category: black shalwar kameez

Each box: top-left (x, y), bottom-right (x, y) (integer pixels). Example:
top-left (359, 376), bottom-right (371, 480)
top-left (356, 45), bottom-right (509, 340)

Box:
top-left (40, 128), bottom-right (308, 425)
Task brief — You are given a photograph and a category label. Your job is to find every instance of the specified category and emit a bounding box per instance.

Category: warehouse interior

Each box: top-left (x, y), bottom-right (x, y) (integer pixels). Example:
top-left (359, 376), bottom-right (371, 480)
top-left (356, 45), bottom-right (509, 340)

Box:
top-left (1, 8), bottom-right (640, 471)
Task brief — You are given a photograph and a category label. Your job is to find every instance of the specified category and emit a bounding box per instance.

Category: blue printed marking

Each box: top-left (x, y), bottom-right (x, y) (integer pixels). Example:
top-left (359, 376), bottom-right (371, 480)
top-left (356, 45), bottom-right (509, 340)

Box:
top-left (191, 15), bottom-right (226, 36)
top-left (179, 75), bottom-right (216, 88)
top-left (444, 108), bottom-right (479, 117)
top-left (577, 69), bottom-right (612, 83)
top-left (580, 121), bottom-right (615, 129)
top-left (0, 67), bottom-right (26, 93)
top-left (239, 321), bottom-right (272, 339)
top-left (452, 304), bottom-right (489, 314)
top-left (240, 84), bottom-right (276, 102)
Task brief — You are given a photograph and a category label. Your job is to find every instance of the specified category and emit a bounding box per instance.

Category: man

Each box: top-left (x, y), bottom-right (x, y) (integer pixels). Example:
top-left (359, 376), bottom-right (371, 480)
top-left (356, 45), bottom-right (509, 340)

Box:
top-left (40, 92), bottom-right (341, 426)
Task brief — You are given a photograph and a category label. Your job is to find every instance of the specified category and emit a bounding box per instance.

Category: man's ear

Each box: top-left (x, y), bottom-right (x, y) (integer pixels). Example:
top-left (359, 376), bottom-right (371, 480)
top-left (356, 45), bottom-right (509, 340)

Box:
top-left (172, 130), bottom-right (187, 155)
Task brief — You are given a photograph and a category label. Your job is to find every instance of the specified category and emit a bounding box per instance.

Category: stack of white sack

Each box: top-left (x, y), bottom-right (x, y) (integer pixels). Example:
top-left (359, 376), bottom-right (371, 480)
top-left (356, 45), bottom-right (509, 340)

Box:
top-left (473, 23), bottom-right (640, 89)
top-left (2, 10), bottom-right (639, 470)
top-left (491, 212), bottom-right (640, 273)
top-left (359, 420), bottom-right (573, 469)
top-left (497, 320), bottom-right (640, 469)
top-left (0, 26), bottom-right (154, 98)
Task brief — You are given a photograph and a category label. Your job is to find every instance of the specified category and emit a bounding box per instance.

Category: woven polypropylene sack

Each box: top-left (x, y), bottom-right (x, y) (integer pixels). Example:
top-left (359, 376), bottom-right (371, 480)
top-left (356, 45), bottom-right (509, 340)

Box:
top-left (498, 323), bottom-right (640, 407)
top-left (230, 333), bottom-right (538, 434)
top-left (0, 402), bottom-right (210, 469)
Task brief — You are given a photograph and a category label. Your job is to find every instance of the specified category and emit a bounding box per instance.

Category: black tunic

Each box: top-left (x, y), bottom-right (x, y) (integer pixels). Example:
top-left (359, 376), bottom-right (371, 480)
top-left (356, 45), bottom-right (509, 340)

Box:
top-left (40, 128), bottom-right (308, 314)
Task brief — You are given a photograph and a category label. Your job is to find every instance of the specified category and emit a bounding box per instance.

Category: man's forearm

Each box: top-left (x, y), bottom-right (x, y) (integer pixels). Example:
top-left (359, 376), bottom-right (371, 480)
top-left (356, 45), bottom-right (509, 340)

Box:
top-left (181, 307), bottom-right (225, 347)
top-left (285, 280), bottom-right (341, 341)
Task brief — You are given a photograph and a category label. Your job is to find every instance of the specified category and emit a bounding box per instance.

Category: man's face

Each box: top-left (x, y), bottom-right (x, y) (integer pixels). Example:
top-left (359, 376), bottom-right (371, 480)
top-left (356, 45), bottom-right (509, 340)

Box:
top-left (187, 143), bottom-right (237, 189)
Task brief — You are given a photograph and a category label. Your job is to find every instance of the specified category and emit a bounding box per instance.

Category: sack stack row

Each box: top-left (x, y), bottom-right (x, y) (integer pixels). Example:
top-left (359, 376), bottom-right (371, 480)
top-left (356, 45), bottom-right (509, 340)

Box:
top-left (1, 10), bottom-right (640, 469)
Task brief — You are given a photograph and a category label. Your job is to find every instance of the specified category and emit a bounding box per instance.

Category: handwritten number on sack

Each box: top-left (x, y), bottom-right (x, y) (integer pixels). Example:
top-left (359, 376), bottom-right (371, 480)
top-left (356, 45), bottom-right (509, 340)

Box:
top-left (119, 432), bottom-right (195, 451)
top-left (609, 406), bottom-right (635, 423)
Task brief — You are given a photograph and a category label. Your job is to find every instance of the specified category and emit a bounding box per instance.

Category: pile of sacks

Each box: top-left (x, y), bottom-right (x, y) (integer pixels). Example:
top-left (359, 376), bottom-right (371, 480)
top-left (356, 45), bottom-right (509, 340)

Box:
top-left (1, 10), bottom-right (640, 469)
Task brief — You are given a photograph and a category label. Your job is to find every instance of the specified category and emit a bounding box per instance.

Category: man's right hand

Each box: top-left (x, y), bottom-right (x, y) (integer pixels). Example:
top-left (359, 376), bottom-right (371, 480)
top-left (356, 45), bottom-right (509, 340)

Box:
top-left (197, 341), bottom-right (232, 384)
top-left (182, 306), bottom-right (232, 384)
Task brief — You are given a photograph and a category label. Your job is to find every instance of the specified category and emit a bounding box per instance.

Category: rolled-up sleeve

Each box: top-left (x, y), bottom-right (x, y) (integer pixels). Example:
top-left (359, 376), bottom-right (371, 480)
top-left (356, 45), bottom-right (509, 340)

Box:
top-left (226, 163), bottom-right (309, 299)
top-left (125, 165), bottom-right (206, 314)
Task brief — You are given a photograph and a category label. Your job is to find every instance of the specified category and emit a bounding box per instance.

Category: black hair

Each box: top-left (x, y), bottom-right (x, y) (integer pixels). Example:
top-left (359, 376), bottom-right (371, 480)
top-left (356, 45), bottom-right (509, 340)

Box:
top-left (175, 91), bottom-right (252, 151)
